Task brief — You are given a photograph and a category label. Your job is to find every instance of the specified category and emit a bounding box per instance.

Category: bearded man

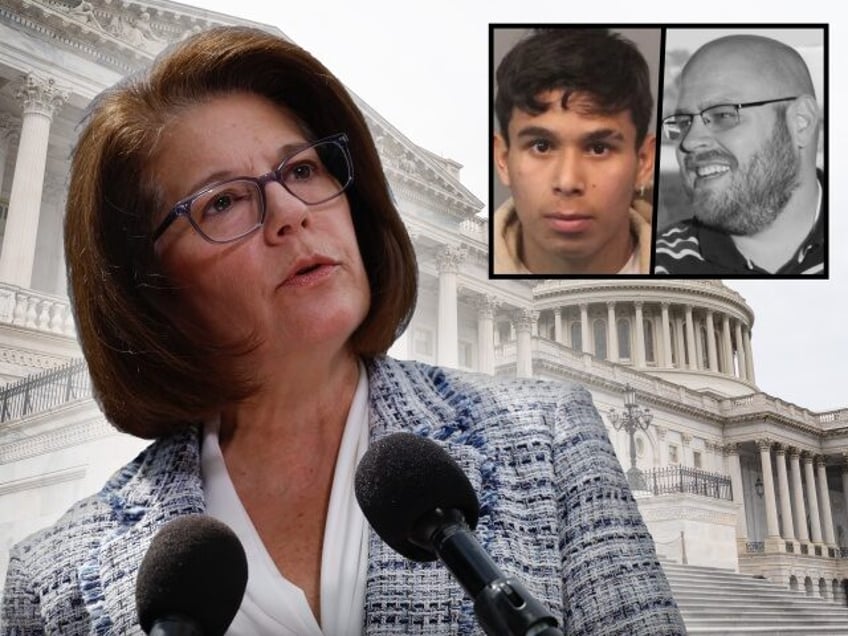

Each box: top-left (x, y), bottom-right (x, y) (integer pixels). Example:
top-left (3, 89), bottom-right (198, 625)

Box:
top-left (654, 34), bottom-right (824, 275)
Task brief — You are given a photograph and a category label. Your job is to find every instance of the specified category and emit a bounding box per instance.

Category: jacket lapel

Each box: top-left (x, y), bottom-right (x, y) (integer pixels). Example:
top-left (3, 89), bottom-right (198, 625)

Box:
top-left (364, 358), bottom-right (488, 634)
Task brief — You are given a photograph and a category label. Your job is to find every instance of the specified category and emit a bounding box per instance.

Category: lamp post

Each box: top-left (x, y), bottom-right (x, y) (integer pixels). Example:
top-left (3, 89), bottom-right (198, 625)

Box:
top-left (608, 384), bottom-right (653, 492)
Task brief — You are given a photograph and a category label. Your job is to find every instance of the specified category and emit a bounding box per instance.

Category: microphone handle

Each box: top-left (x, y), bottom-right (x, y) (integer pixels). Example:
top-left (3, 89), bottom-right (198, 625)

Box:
top-left (424, 510), bottom-right (563, 636)
top-left (148, 615), bottom-right (204, 636)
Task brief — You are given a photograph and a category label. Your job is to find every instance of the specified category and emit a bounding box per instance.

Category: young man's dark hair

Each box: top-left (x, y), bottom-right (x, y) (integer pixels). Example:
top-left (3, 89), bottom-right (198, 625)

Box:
top-left (495, 28), bottom-right (653, 147)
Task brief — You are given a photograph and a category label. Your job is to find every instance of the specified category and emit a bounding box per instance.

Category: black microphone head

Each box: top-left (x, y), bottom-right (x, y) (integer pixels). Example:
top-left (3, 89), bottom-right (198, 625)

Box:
top-left (355, 431), bottom-right (480, 562)
top-left (136, 514), bottom-right (247, 635)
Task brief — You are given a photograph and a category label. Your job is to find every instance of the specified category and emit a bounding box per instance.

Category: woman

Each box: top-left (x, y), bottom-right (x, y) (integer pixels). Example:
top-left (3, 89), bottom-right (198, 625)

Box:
top-left (2, 27), bottom-right (685, 635)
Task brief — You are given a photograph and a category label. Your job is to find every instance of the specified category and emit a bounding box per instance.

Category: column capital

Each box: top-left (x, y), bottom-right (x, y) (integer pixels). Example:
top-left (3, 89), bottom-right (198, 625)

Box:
top-left (553, 307), bottom-right (562, 317)
top-left (654, 425), bottom-right (667, 440)
top-left (681, 433), bottom-right (692, 447)
top-left (634, 300), bottom-right (644, 310)
top-left (787, 446), bottom-right (802, 460)
top-left (756, 438), bottom-right (773, 452)
top-left (472, 294), bottom-right (501, 319)
top-left (723, 442), bottom-right (741, 456)
top-left (513, 308), bottom-right (539, 333)
top-left (436, 245), bottom-right (467, 273)
top-left (606, 301), bottom-right (616, 310)
top-left (578, 302), bottom-right (589, 312)
top-left (801, 451), bottom-right (816, 465)
top-left (660, 301), bottom-right (670, 310)
top-left (773, 443), bottom-right (787, 456)
top-left (815, 455), bottom-right (828, 469)
top-left (15, 73), bottom-right (68, 119)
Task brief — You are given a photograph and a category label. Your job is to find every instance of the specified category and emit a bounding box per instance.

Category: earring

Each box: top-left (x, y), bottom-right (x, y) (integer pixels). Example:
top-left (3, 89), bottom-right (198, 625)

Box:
top-left (636, 184), bottom-right (646, 199)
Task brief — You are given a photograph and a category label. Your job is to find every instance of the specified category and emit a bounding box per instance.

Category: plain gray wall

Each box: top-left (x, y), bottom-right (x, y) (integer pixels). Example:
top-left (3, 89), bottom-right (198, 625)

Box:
top-left (491, 28), bottom-right (662, 211)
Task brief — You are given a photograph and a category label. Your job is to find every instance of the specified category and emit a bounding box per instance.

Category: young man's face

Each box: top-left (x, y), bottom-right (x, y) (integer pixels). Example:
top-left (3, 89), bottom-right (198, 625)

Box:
top-left (494, 90), bottom-right (655, 274)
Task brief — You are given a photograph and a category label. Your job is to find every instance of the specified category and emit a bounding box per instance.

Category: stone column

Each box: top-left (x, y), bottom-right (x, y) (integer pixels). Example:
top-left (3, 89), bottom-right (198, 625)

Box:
top-left (0, 114), bottom-right (20, 201)
top-left (553, 308), bottom-right (563, 345)
top-left (660, 302), bottom-right (673, 367)
top-left (775, 445), bottom-right (795, 541)
top-left (674, 316), bottom-right (686, 368)
top-left (606, 302), bottom-right (619, 363)
top-left (436, 246), bottom-right (465, 368)
top-left (735, 321), bottom-right (747, 380)
top-left (726, 444), bottom-right (749, 540)
top-left (684, 306), bottom-right (697, 370)
top-left (816, 457), bottom-right (836, 546)
top-left (681, 434), bottom-right (695, 467)
top-left (514, 309), bottom-right (538, 378)
top-left (803, 453), bottom-right (824, 544)
top-left (634, 301), bottom-right (646, 367)
top-left (579, 303), bottom-right (590, 355)
top-left (655, 426), bottom-right (667, 466)
top-left (705, 310), bottom-right (719, 372)
top-left (475, 295), bottom-right (499, 375)
top-left (743, 327), bottom-right (756, 383)
top-left (722, 315), bottom-right (733, 376)
top-left (758, 439), bottom-right (781, 539)
top-left (789, 448), bottom-right (809, 543)
top-left (842, 455), bottom-right (848, 548)
top-left (0, 74), bottom-right (67, 287)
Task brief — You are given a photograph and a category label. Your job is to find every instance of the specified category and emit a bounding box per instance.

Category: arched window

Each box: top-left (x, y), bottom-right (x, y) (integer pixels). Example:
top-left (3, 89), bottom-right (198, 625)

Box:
top-left (644, 319), bottom-right (655, 364)
top-left (593, 319), bottom-right (607, 360)
top-left (617, 318), bottom-right (631, 360)
top-left (570, 322), bottom-right (582, 352)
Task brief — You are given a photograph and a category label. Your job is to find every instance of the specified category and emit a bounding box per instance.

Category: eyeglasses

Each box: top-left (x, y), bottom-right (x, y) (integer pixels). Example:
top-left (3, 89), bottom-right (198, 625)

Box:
top-left (153, 133), bottom-right (354, 244)
top-left (661, 97), bottom-right (798, 142)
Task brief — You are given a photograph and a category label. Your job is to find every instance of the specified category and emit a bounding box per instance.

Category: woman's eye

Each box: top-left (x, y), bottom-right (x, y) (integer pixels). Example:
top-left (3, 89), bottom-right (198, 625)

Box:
top-left (288, 162), bottom-right (317, 181)
top-left (209, 194), bottom-right (234, 213)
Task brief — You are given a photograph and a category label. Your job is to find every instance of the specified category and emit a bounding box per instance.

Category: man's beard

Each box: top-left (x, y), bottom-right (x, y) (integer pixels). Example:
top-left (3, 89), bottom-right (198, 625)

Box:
top-left (684, 116), bottom-right (800, 235)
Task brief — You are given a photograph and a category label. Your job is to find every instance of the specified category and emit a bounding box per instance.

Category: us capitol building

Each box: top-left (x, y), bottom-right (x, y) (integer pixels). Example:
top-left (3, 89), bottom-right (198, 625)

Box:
top-left (0, 0), bottom-right (846, 609)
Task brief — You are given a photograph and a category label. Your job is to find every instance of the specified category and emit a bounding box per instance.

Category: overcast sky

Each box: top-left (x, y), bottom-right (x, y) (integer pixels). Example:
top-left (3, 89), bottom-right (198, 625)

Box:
top-left (195, 0), bottom-right (844, 412)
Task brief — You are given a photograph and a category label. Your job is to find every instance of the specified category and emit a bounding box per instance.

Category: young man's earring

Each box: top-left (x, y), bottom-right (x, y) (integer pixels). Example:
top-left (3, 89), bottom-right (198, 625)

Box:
top-left (637, 184), bottom-right (646, 199)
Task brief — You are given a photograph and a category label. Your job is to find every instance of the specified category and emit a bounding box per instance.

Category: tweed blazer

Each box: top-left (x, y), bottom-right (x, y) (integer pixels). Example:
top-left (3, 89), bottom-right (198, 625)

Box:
top-left (2, 356), bottom-right (686, 635)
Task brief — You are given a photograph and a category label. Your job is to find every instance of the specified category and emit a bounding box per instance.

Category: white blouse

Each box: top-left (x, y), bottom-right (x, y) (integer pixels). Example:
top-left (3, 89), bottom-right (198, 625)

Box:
top-left (201, 363), bottom-right (370, 635)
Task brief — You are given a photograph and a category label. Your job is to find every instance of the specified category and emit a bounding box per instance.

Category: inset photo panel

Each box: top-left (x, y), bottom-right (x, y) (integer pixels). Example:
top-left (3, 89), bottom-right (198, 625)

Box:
top-left (655, 26), bottom-right (827, 277)
top-left (490, 26), bottom-right (662, 278)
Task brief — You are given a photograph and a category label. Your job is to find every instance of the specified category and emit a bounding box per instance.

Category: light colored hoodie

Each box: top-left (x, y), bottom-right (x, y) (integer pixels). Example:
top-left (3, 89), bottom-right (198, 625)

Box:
top-left (493, 197), bottom-right (653, 275)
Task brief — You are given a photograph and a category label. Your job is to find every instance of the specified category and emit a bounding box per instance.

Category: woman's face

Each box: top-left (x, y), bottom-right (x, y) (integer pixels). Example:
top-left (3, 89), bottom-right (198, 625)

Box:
top-left (152, 92), bottom-right (370, 364)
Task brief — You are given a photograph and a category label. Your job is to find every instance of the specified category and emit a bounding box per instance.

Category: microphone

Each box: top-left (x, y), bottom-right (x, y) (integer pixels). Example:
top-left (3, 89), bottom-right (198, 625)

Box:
top-left (355, 432), bottom-right (564, 636)
top-left (135, 514), bottom-right (248, 636)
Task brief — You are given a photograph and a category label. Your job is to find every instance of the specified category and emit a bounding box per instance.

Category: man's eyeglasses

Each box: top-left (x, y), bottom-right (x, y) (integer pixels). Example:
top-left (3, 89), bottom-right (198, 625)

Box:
top-left (661, 97), bottom-right (798, 142)
top-left (153, 133), bottom-right (354, 244)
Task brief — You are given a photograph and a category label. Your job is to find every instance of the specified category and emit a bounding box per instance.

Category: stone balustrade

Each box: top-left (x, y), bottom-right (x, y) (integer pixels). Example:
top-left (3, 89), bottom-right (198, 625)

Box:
top-left (0, 283), bottom-right (76, 337)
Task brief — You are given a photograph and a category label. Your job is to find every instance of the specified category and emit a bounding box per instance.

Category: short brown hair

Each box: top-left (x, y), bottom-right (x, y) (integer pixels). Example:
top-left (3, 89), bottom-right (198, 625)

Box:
top-left (66, 26), bottom-right (417, 438)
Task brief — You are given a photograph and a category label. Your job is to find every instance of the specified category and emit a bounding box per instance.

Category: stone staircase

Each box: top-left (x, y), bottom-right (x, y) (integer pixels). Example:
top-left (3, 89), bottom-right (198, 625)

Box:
top-left (662, 562), bottom-right (848, 635)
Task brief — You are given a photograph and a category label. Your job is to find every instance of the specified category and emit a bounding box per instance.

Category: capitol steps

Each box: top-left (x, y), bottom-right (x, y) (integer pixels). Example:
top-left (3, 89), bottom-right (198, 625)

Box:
top-left (662, 561), bottom-right (848, 635)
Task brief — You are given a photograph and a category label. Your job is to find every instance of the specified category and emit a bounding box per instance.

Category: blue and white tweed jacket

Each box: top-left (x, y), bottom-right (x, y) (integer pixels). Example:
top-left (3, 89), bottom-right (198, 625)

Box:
top-left (2, 356), bottom-right (686, 635)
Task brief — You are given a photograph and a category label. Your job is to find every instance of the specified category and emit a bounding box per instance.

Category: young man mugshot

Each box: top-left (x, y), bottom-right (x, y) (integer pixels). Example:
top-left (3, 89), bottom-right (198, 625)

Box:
top-left (491, 28), bottom-right (657, 276)
top-left (655, 29), bottom-right (825, 276)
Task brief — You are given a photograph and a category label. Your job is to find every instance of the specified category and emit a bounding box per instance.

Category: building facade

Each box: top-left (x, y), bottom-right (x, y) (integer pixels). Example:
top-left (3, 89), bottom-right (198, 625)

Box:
top-left (1, 0), bottom-right (847, 606)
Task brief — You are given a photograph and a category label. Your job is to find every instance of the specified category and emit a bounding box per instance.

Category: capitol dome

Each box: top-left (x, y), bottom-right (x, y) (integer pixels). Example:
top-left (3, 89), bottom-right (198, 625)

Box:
top-left (527, 279), bottom-right (756, 397)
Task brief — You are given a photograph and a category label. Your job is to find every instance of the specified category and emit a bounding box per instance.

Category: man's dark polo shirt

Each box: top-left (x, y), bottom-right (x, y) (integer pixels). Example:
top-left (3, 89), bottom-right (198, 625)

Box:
top-left (654, 173), bottom-right (825, 276)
